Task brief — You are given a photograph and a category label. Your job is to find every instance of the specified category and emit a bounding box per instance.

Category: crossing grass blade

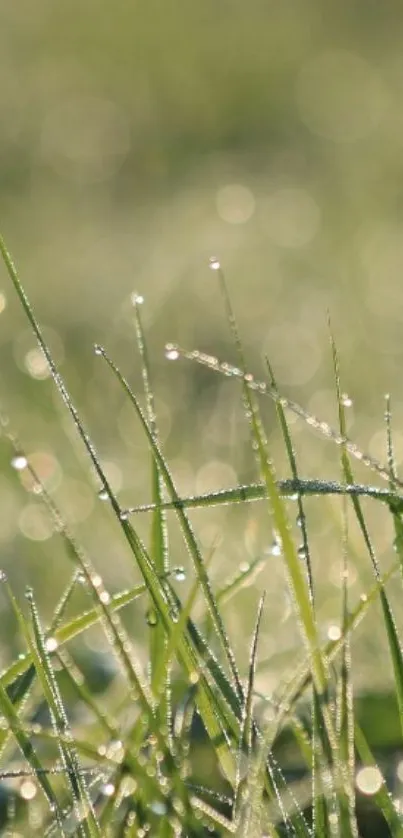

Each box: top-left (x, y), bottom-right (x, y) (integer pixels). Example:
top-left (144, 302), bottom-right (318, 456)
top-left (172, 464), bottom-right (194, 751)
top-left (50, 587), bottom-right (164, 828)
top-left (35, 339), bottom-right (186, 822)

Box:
top-left (132, 296), bottom-right (170, 718)
top-left (263, 356), bottom-right (336, 835)
top-left (329, 326), bottom-right (403, 750)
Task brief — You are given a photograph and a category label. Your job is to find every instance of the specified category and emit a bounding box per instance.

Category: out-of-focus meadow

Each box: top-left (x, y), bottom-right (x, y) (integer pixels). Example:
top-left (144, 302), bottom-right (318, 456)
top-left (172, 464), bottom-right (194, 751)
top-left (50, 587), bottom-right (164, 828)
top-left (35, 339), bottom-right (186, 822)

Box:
top-left (2, 1), bottom-right (403, 691)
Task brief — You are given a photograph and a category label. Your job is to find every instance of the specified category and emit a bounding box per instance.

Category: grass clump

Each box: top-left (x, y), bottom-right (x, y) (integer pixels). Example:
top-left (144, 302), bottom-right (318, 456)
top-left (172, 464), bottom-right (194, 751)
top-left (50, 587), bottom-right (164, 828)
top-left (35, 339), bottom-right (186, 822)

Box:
top-left (0, 235), bottom-right (403, 837)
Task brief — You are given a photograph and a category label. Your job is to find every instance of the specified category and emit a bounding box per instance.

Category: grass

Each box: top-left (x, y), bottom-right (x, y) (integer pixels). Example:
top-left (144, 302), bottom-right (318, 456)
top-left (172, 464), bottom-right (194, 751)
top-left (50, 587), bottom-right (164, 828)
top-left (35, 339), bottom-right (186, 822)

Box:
top-left (1, 234), bottom-right (403, 836)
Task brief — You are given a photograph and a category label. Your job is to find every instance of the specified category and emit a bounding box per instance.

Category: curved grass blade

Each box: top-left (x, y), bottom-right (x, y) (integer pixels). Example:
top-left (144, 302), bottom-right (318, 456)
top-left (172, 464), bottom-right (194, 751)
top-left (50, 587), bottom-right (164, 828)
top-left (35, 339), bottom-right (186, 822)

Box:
top-left (123, 477), bottom-right (403, 516)
top-left (330, 327), bottom-right (403, 748)
top-left (164, 340), bottom-right (403, 493)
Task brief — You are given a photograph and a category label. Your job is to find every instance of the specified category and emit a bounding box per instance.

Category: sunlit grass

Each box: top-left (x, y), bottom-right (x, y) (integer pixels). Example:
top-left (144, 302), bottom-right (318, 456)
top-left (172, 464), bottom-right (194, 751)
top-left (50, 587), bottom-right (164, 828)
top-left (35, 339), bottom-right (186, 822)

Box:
top-left (1, 234), bottom-right (403, 836)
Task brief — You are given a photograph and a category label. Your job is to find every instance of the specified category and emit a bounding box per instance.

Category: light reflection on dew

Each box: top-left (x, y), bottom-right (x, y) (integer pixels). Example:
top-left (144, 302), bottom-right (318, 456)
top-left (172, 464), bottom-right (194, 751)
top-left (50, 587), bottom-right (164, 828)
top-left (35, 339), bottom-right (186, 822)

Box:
top-left (327, 624), bottom-right (341, 641)
top-left (20, 779), bottom-right (37, 800)
top-left (131, 292), bottom-right (144, 306)
top-left (165, 343), bottom-right (180, 361)
top-left (45, 636), bottom-right (58, 653)
top-left (209, 257), bottom-right (221, 271)
top-left (356, 766), bottom-right (383, 795)
top-left (11, 455), bottom-right (28, 471)
top-left (341, 393), bottom-right (353, 408)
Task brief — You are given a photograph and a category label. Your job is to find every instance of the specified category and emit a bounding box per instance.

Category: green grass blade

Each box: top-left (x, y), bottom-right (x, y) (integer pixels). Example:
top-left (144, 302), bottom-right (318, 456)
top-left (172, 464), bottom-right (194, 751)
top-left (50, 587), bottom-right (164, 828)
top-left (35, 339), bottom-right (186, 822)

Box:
top-left (165, 339), bottom-right (403, 492)
top-left (96, 345), bottom-right (244, 702)
top-left (124, 477), bottom-right (403, 515)
top-left (329, 326), bottom-right (403, 747)
top-left (132, 297), bottom-right (170, 712)
top-left (24, 589), bottom-right (101, 838)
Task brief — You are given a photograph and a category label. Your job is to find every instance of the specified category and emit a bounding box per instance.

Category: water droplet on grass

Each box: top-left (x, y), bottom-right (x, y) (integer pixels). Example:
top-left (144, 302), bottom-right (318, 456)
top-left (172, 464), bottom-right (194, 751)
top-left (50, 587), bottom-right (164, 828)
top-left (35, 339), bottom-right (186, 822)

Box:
top-left (119, 509), bottom-right (129, 521)
top-left (173, 567), bottom-right (186, 582)
top-left (270, 535), bottom-right (282, 557)
top-left (45, 637), bottom-right (58, 652)
top-left (98, 488), bottom-right (109, 501)
top-left (11, 455), bottom-right (28, 471)
top-left (131, 292), bottom-right (144, 306)
top-left (341, 393), bottom-right (353, 407)
top-left (146, 608), bottom-right (158, 627)
top-left (209, 257), bottom-right (221, 271)
top-left (165, 343), bottom-right (180, 361)
top-left (94, 344), bottom-right (104, 356)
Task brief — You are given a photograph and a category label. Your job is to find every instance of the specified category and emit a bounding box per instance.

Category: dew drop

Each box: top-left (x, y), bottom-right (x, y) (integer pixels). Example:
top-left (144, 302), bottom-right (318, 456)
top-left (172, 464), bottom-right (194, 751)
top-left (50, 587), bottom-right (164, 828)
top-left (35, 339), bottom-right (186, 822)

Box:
top-left (341, 393), bottom-right (353, 408)
top-left (146, 608), bottom-right (158, 627)
top-left (173, 567), bottom-right (186, 582)
top-left (11, 455), bottom-right (28, 471)
top-left (94, 344), bottom-right (104, 356)
top-left (297, 545), bottom-right (307, 560)
top-left (76, 571), bottom-right (86, 584)
top-left (0, 570), bottom-right (7, 583)
top-left (270, 535), bottom-right (282, 557)
top-left (209, 257), bottom-right (221, 271)
top-left (149, 800), bottom-right (168, 815)
top-left (165, 343), bottom-right (180, 361)
top-left (169, 608), bottom-right (180, 624)
top-left (25, 587), bottom-right (34, 602)
top-left (98, 488), bottom-right (109, 501)
top-left (101, 782), bottom-right (115, 797)
top-left (356, 766), bottom-right (382, 795)
top-left (45, 636), bottom-right (58, 653)
top-left (131, 292), bottom-right (144, 306)
top-left (119, 509), bottom-right (129, 521)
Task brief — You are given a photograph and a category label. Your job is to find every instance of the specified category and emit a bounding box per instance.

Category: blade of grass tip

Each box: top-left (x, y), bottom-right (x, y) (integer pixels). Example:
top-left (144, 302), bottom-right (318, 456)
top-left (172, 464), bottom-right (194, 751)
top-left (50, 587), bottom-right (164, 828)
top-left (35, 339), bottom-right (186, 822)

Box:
top-left (214, 265), bottom-right (337, 766)
top-left (96, 346), bottom-right (244, 704)
top-left (164, 337), bottom-right (403, 495)
top-left (0, 578), bottom-right (67, 834)
top-left (234, 593), bottom-right (265, 816)
top-left (214, 264), bottom-right (314, 838)
top-left (0, 235), bottom-right (187, 728)
top-left (14, 585), bottom-right (101, 838)
top-left (132, 295), bottom-right (171, 732)
top-left (329, 325), bottom-right (403, 746)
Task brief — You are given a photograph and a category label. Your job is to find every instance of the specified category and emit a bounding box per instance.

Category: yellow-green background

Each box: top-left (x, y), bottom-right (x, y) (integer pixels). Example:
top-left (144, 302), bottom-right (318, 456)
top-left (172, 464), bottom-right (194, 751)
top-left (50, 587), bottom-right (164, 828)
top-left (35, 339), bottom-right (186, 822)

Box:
top-left (1, 1), bottom-right (403, 698)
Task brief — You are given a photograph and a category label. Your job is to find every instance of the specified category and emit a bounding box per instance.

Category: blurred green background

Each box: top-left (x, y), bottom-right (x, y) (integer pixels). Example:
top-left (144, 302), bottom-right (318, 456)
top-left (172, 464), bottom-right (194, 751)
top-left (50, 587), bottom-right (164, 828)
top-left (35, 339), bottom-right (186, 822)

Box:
top-left (2, 1), bottom-right (403, 700)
